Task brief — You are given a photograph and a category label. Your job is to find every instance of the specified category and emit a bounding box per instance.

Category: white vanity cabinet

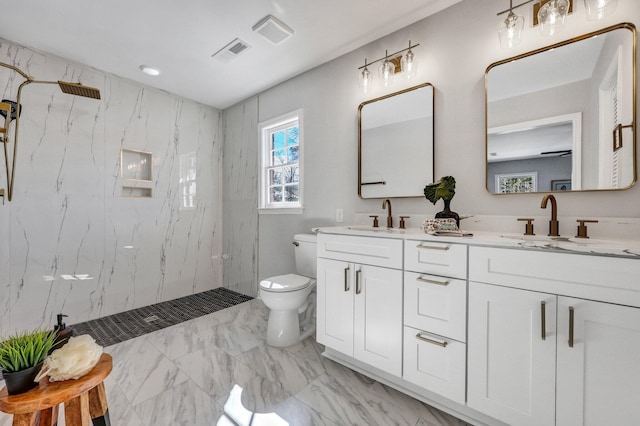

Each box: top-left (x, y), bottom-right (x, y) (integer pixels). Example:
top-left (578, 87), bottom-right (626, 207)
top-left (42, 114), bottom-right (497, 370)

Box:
top-left (316, 234), bottom-right (403, 376)
top-left (402, 239), bottom-right (467, 404)
top-left (468, 246), bottom-right (640, 426)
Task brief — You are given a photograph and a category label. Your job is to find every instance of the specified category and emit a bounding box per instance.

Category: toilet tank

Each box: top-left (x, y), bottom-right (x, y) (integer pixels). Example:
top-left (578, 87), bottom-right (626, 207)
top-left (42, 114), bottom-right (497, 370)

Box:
top-left (294, 233), bottom-right (317, 278)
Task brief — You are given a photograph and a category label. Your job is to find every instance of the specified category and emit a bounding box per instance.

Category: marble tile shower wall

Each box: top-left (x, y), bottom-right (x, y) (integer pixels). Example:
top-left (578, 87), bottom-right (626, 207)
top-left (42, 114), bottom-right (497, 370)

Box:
top-left (222, 99), bottom-right (259, 298)
top-left (0, 40), bottom-right (223, 335)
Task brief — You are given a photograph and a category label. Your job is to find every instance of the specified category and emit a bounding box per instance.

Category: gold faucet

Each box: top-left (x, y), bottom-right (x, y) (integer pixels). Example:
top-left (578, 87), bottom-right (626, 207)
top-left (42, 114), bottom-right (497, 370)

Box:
top-left (382, 199), bottom-right (393, 228)
top-left (541, 194), bottom-right (559, 236)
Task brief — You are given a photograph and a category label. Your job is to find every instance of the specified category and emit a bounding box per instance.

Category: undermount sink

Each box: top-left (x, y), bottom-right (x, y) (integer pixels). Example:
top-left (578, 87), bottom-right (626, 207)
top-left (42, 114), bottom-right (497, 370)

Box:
top-left (500, 234), bottom-right (640, 257)
top-left (346, 226), bottom-right (405, 234)
top-left (500, 234), bottom-right (562, 242)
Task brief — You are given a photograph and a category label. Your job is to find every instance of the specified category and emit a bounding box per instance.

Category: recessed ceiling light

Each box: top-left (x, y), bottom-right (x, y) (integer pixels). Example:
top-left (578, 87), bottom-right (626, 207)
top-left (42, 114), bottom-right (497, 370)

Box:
top-left (140, 65), bottom-right (161, 76)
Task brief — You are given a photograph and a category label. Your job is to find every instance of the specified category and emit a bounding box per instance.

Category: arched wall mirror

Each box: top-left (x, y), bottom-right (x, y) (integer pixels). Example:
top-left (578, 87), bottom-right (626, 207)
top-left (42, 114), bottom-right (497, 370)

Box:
top-left (486, 23), bottom-right (636, 194)
top-left (358, 83), bottom-right (434, 198)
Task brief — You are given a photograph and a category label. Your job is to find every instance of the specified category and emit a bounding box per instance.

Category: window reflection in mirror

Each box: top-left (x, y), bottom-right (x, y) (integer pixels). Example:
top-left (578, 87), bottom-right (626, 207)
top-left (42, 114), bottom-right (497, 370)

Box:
top-left (358, 83), bottom-right (434, 198)
top-left (486, 23), bottom-right (636, 194)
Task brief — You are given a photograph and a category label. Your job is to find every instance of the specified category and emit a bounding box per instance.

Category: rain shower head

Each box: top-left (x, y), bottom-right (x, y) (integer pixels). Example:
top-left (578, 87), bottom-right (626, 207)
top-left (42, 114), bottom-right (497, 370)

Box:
top-left (58, 81), bottom-right (101, 99)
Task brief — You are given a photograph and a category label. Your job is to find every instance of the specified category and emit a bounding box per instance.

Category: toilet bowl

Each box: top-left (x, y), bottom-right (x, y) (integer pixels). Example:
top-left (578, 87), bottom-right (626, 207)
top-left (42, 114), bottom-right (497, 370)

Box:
top-left (260, 234), bottom-right (317, 347)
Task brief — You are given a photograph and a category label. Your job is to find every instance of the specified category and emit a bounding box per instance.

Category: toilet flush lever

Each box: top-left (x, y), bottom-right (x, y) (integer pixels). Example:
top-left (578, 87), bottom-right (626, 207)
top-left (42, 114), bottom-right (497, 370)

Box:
top-left (292, 241), bottom-right (299, 246)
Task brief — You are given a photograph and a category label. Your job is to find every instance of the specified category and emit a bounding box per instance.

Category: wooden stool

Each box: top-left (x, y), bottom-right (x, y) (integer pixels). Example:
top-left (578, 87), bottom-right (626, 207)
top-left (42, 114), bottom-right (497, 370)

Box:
top-left (0, 353), bottom-right (112, 426)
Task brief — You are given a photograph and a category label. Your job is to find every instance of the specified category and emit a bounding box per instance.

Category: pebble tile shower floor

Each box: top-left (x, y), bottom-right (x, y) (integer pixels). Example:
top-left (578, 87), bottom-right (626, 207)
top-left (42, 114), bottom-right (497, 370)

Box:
top-left (71, 288), bottom-right (253, 346)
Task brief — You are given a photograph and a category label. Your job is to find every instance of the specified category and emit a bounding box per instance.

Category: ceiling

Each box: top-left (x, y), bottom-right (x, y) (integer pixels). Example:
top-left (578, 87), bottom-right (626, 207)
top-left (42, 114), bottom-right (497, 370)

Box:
top-left (0, 0), bottom-right (461, 110)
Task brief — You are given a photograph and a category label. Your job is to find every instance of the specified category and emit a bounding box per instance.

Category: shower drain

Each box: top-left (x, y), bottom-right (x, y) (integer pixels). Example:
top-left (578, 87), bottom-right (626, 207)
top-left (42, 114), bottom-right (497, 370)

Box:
top-left (143, 314), bottom-right (161, 323)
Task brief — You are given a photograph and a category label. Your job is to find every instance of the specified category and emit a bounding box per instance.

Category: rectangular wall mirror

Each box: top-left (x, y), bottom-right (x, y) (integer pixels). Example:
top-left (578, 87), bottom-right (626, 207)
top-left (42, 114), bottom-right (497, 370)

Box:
top-left (358, 83), bottom-right (434, 198)
top-left (486, 23), bottom-right (636, 194)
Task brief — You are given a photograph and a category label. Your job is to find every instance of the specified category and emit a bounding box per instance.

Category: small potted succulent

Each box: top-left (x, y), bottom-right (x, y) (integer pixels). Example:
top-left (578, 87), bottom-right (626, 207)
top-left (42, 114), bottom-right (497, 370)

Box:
top-left (0, 329), bottom-right (58, 395)
top-left (424, 176), bottom-right (460, 227)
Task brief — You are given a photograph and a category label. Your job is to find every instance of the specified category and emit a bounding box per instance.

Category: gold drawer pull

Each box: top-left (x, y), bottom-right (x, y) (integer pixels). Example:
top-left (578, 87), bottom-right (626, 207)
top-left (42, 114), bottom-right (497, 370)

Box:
top-left (415, 333), bottom-right (448, 347)
top-left (569, 306), bottom-right (575, 348)
top-left (344, 266), bottom-right (350, 292)
top-left (416, 276), bottom-right (449, 286)
top-left (541, 301), bottom-right (546, 341)
top-left (416, 243), bottom-right (450, 251)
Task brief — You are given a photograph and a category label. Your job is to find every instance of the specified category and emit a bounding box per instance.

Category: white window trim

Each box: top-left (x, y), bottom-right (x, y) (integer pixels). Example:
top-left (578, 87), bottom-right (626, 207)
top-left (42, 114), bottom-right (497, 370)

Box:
top-left (258, 109), bottom-right (304, 214)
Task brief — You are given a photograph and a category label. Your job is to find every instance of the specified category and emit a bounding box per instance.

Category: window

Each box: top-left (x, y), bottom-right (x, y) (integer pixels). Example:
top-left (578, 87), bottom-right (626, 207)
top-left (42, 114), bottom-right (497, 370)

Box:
top-left (259, 110), bottom-right (303, 212)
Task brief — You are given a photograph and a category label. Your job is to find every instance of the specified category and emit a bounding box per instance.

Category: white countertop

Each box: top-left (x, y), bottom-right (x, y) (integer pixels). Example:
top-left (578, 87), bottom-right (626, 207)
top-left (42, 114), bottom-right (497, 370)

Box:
top-left (316, 226), bottom-right (640, 259)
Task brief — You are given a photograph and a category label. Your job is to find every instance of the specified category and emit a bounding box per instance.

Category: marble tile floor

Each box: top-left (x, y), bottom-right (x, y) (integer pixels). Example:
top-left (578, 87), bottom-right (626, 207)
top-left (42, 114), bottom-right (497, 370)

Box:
top-left (0, 299), bottom-right (470, 426)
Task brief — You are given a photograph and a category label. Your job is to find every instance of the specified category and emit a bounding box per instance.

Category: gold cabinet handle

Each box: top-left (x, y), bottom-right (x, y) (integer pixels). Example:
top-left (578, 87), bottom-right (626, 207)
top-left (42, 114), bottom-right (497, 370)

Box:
top-left (344, 266), bottom-right (350, 292)
top-left (541, 301), bottom-right (546, 341)
top-left (416, 333), bottom-right (448, 347)
top-left (569, 306), bottom-right (575, 348)
top-left (416, 276), bottom-right (449, 286)
top-left (416, 243), bottom-right (450, 251)
top-left (355, 269), bottom-right (362, 295)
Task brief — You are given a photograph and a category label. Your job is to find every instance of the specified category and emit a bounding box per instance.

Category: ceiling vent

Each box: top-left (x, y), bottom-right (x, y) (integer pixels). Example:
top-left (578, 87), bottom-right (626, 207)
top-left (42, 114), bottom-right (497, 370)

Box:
top-left (212, 38), bottom-right (252, 63)
top-left (252, 15), bottom-right (294, 45)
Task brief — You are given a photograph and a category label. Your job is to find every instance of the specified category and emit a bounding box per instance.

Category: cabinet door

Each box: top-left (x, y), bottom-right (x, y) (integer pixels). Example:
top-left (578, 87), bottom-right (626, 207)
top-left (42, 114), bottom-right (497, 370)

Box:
top-left (557, 297), bottom-right (640, 426)
top-left (316, 258), bottom-right (354, 356)
top-left (468, 282), bottom-right (556, 426)
top-left (354, 264), bottom-right (403, 376)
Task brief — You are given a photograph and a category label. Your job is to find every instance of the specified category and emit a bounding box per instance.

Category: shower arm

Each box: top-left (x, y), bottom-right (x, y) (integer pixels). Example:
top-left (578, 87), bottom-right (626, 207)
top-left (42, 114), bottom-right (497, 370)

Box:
top-left (5, 79), bottom-right (74, 201)
top-left (0, 62), bottom-right (31, 80)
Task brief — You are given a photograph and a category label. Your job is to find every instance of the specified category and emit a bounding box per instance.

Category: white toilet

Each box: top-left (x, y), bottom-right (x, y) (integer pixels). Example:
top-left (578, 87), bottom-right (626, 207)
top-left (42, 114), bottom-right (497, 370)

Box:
top-left (260, 233), bottom-right (317, 347)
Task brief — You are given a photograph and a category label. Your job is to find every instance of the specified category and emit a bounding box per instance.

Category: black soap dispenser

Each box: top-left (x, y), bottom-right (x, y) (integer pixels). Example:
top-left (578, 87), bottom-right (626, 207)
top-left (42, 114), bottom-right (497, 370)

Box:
top-left (52, 313), bottom-right (74, 351)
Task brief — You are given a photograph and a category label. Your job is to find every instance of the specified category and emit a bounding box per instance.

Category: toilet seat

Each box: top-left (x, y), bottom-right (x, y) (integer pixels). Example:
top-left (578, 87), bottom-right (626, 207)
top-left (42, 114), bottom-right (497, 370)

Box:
top-left (260, 274), bottom-right (313, 293)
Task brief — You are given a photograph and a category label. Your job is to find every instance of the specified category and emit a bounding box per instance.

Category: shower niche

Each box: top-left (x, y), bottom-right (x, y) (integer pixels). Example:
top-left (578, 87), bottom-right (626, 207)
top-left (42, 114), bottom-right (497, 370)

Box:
top-left (120, 148), bottom-right (153, 198)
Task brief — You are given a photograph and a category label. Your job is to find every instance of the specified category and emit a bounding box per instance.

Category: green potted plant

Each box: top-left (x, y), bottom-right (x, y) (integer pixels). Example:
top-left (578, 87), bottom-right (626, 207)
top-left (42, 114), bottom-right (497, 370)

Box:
top-left (424, 176), bottom-right (460, 227)
top-left (0, 329), bottom-right (58, 395)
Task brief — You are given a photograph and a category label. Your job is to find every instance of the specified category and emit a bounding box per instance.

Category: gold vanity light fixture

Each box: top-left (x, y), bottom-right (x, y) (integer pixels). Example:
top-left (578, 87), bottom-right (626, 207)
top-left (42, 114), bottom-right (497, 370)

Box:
top-left (497, 0), bottom-right (618, 48)
top-left (496, 0), bottom-right (570, 45)
top-left (0, 61), bottom-right (101, 203)
top-left (357, 41), bottom-right (419, 93)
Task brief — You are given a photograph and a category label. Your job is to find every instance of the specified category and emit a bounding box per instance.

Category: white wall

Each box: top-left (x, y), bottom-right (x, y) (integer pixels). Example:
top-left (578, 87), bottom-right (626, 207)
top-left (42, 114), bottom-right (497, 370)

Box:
top-left (0, 41), bottom-right (223, 335)
top-left (222, 0), bottom-right (640, 296)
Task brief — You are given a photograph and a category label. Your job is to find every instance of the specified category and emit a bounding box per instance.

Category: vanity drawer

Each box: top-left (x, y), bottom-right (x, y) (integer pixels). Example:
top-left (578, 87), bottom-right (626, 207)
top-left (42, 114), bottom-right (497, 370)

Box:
top-left (317, 234), bottom-right (403, 269)
top-left (403, 326), bottom-right (466, 405)
top-left (404, 239), bottom-right (467, 279)
top-left (404, 272), bottom-right (466, 342)
top-left (469, 246), bottom-right (640, 308)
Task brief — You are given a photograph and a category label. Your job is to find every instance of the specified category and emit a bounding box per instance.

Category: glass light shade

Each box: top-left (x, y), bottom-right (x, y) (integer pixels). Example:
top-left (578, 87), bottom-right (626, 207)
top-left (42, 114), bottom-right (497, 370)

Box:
top-left (401, 49), bottom-right (418, 80)
top-left (498, 12), bottom-right (524, 48)
top-left (584, 0), bottom-right (617, 20)
top-left (538, 0), bottom-right (570, 37)
top-left (358, 66), bottom-right (373, 94)
top-left (379, 59), bottom-right (395, 87)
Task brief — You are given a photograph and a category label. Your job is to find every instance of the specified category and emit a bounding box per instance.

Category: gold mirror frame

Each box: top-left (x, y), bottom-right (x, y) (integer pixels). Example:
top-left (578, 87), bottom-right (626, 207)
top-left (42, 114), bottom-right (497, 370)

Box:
top-left (485, 23), bottom-right (637, 195)
top-left (358, 82), bottom-right (435, 199)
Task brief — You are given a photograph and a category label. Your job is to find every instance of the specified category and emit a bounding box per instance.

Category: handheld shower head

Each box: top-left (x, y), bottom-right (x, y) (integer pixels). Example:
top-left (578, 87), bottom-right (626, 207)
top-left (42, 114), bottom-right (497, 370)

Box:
top-left (0, 100), bottom-right (22, 121)
top-left (57, 81), bottom-right (101, 99)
